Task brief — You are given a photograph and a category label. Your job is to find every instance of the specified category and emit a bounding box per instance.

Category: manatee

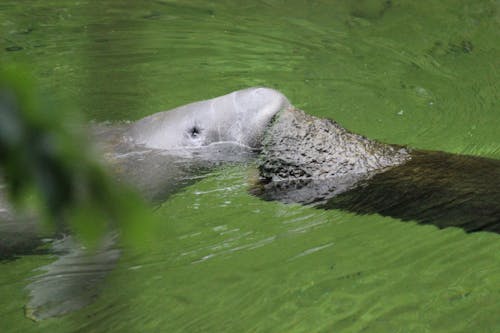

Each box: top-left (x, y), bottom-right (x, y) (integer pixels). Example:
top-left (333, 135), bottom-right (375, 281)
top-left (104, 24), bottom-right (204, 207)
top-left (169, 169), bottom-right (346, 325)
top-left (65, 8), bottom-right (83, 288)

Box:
top-left (1, 87), bottom-right (290, 320)
top-left (106, 87), bottom-right (290, 203)
top-left (255, 107), bottom-right (500, 234)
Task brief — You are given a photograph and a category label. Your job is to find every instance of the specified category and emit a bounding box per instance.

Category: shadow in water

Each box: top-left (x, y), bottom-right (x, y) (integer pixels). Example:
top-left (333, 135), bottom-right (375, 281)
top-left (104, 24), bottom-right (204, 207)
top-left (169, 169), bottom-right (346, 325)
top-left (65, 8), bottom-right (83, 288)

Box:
top-left (256, 150), bottom-right (500, 234)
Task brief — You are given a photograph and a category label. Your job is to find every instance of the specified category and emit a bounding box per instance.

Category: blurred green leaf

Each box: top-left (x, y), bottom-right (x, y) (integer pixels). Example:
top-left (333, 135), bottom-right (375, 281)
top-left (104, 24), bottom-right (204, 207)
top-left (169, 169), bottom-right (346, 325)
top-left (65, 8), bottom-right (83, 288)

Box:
top-left (0, 64), bottom-right (154, 247)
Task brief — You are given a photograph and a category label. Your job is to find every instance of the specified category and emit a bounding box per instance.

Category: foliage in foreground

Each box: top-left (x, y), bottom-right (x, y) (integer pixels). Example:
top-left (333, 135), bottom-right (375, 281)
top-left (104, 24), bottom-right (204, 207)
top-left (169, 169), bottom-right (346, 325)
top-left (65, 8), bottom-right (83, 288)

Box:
top-left (0, 65), bottom-right (154, 246)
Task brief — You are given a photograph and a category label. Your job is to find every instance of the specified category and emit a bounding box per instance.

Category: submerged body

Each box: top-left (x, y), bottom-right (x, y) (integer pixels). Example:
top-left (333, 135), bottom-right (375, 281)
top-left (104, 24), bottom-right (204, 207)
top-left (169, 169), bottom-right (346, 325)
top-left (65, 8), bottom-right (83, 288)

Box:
top-left (2, 87), bottom-right (289, 255)
top-left (1, 87), bottom-right (290, 320)
top-left (256, 108), bottom-right (500, 234)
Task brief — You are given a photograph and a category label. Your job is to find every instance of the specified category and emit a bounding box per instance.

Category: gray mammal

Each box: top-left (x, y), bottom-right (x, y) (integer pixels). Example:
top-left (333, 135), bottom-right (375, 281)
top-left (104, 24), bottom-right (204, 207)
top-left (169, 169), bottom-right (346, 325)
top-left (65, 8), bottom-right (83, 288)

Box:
top-left (1, 87), bottom-right (291, 320)
top-left (112, 87), bottom-right (291, 203)
top-left (256, 107), bottom-right (500, 234)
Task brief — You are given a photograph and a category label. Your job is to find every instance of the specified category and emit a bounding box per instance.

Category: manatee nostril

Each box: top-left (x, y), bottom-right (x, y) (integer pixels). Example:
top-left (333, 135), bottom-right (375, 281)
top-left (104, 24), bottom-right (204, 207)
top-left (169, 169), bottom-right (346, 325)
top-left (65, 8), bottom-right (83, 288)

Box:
top-left (189, 126), bottom-right (201, 138)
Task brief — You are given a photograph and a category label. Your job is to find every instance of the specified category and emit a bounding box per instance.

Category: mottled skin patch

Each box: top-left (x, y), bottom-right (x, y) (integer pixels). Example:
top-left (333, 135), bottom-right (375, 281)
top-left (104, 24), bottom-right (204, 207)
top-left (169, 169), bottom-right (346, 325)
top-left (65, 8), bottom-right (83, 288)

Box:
top-left (256, 107), bottom-right (410, 204)
top-left (259, 107), bottom-right (409, 181)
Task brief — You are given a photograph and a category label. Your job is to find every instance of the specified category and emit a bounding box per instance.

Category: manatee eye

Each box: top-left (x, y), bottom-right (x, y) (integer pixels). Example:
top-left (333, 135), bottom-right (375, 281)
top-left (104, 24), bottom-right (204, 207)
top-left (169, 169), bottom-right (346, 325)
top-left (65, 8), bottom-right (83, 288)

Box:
top-left (189, 126), bottom-right (201, 138)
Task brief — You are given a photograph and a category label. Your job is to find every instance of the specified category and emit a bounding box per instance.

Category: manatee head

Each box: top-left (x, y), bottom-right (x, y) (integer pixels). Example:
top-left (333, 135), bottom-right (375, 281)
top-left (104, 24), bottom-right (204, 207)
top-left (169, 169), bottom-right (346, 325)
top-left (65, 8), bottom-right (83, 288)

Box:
top-left (128, 87), bottom-right (290, 150)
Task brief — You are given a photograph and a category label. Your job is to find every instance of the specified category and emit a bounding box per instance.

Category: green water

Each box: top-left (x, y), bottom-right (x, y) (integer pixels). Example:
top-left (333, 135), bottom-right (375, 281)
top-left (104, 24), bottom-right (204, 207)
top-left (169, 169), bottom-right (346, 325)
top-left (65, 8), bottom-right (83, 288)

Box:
top-left (1, 1), bottom-right (500, 332)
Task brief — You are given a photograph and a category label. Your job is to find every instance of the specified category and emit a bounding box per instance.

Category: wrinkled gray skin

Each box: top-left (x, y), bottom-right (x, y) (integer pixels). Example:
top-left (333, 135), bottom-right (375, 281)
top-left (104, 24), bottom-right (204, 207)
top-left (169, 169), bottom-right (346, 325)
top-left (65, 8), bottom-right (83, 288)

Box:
top-left (1, 87), bottom-right (290, 321)
top-left (257, 107), bottom-right (410, 204)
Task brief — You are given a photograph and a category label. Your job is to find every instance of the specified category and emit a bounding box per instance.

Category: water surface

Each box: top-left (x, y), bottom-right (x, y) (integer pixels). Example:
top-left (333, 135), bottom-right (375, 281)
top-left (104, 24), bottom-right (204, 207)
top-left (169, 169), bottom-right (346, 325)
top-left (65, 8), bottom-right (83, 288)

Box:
top-left (1, 1), bottom-right (499, 332)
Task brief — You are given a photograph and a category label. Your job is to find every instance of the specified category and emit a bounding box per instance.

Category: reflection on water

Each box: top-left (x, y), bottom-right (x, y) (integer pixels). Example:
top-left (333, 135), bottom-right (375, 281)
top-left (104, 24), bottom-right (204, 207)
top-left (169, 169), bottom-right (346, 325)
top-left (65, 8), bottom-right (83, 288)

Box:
top-left (1, 0), bottom-right (500, 332)
top-left (324, 150), bottom-right (500, 233)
